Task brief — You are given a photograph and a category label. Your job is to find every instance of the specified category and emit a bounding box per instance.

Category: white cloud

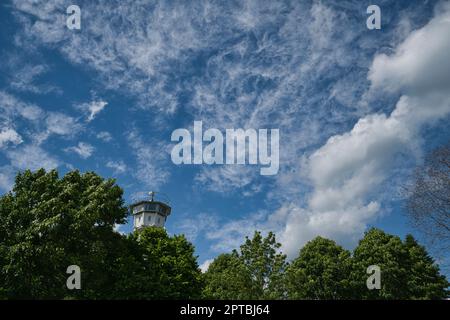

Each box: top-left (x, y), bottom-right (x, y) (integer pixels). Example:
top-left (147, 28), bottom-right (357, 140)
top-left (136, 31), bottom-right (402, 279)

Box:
top-left (96, 131), bottom-right (113, 142)
top-left (0, 91), bottom-right (44, 122)
top-left (195, 166), bottom-right (258, 194)
top-left (10, 1), bottom-right (363, 193)
top-left (45, 112), bottom-right (82, 137)
top-left (77, 100), bottom-right (108, 122)
top-left (0, 165), bottom-right (15, 192)
top-left (369, 5), bottom-right (450, 95)
top-left (7, 144), bottom-right (59, 171)
top-left (114, 223), bottom-right (126, 235)
top-left (279, 4), bottom-right (450, 257)
top-left (9, 63), bottom-right (60, 95)
top-left (199, 259), bottom-right (214, 273)
top-left (175, 212), bottom-right (219, 242)
top-left (65, 142), bottom-right (94, 159)
top-left (0, 92), bottom-right (82, 147)
top-left (8, 1), bottom-right (449, 259)
top-left (0, 128), bottom-right (23, 148)
top-left (195, 5), bottom-right (450, 258)
top-left (106, 160), bottom-right (127, 175)
top-left (127, 129), bottom-right (170, 189)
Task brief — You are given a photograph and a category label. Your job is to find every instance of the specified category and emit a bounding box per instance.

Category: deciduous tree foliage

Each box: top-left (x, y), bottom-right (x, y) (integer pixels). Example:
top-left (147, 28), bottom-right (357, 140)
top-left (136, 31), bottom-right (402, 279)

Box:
top-left (202, 253), bottom-right (251, 299)
top-left (404, 235), bottom-right (448, 299)
top-left (350, 228), bottom-right (448, 299)
top-left (202, 231), bottom-right (287, 300)
top-left (0, 169), bottom-right (447, 300)
top-left (351, 228), bottom-right (412, 299)
top-left (0, 169), bottom-right (127, 299)
top-left (204, 229), bottom-right (448, 300)
top-left (0, 169), bottom-right (202, 299)
top-left (286, 237), bottom-right (352, 299)
top-left (122, 227), bottom-right (203, 299)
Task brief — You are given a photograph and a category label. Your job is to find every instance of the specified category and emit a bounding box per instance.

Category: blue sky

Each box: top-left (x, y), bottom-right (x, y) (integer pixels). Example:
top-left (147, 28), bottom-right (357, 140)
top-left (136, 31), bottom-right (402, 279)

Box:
top-left (0, 0), bottom-right (449, 272)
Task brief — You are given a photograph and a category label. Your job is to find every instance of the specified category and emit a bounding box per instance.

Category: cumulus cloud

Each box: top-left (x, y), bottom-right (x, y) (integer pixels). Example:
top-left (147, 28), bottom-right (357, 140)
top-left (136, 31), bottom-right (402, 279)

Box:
top-left (278, 4), bottom-right (450, 257)
top-left (194, 4), bottom-right (450, 258)
top-left (65, 142), bottom-right (95, 159)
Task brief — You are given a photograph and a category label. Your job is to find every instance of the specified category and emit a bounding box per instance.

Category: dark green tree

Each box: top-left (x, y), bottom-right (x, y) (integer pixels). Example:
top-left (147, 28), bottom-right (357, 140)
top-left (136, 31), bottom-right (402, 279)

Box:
top-left (351, 229), bottom-right (449, 299)
top-left (202, 253), bottom-right (252, 299)
top-left (404, 234), bottom-right (448, 299)
top-left (0, 169), bottom-right (128, 299)
top-left (350, 228), bottom-right (411, 299)
top-left (285, 237), bottom-right (352, 299)
top-left (122, 226), bottom-right (203, 299)
top-left (203, 231), bottom-right (287, 299)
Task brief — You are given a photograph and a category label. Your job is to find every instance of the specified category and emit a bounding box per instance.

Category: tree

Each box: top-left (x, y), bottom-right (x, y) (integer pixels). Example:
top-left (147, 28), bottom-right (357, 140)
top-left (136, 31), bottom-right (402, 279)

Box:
top-left (405, 144), bottom-right (450, 252)
top-left (285, 237), bottom-right (352, 299)
top-left (404, 234), bottom-right (448, 299)
top-left (351, 228), bottom-right (448, 299)
top-left (351, 228), bottom-right (411, 299)
top-left (122, 227), bottom-right (203, 299)
top-left (202, 231), bottom-right (287, 299)
top-left (202, 253), bottom-right (252, 299)
top-left (0, 169), bottom-right (128, 299)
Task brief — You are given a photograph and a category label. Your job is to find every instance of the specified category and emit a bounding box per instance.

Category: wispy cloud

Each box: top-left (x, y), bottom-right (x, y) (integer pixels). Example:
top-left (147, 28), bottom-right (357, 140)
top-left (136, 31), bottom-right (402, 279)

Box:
top-left (7, 144), bottom-right (59, 171)
top-left (127, 128), bottom-right (170, 190)
top-left (0, 165), bottom-right (16, 192)
top-left (96, 131), bottom-right (113, 142)
top-left (77, 99), bottom-right (108, 122)
top-left (106, 160), bottom-right (127, 175)
top-left (64, 142), bottom-right (95, 159)
top-left (9, 63), bottom-right (61, 95)
top-left (0, 128), bottom-right (23, 148)
top-left (178, 3), bottom-right (450, 258)
top-left (7, 0), bottom-right (449, 261)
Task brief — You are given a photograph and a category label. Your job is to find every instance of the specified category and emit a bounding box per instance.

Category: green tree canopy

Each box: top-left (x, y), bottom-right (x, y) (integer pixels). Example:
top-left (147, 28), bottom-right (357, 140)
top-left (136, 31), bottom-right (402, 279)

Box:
top-left (122, 226), bottom-right (203, 299)
top-left (0, 169), bottom-right (203, 300)
top-left (202, 253), bottom-right (252, 299)
top-left (202, 231), bottom-right (287, 299)
top-left (404, 234), bottom-right (448, 299)
top-left (351, 228), bottom-right (448, 299)
top-left (286, 237), bottom-right (352, 299)
top-left (0, 169), bottom-right (128, 299)
top-left (351, 228), bottom-right (411, 299)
